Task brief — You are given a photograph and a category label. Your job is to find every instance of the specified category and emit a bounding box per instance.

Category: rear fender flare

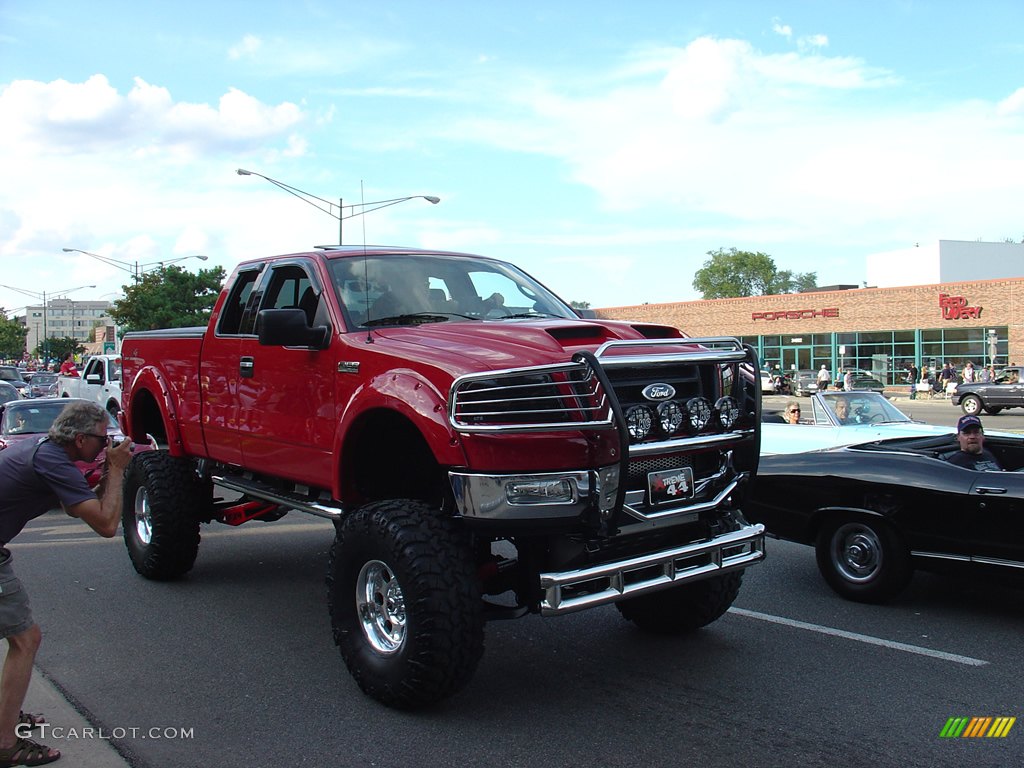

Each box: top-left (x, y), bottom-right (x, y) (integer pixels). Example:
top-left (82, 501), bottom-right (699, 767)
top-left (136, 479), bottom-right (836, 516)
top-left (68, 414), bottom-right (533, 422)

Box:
top-left (124, 366), bottom-right (185, 456)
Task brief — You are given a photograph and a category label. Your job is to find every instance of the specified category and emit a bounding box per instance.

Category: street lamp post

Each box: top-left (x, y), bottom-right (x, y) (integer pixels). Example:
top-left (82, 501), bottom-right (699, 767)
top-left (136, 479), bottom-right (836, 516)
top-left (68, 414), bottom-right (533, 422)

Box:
top-left (236, 168), bottom-right (439, 245)
top-left (62, 249), bottom-right (208, 280)
top-left (0, 283), bottom-right (96, 363)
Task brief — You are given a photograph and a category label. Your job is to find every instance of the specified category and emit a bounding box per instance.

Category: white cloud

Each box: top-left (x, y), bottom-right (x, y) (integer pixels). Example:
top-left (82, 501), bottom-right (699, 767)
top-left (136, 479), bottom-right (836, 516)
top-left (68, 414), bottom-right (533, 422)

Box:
top-left (997, 86), bottom-right (1024, 116)
top-left (772, 20), bottom-right (793, 39)
top-left (0, 75), bottom-right (304, 155)
top-left (228, 34), bottom-right (263, 61)
top-left (798, 33), bottom-right (829, 50)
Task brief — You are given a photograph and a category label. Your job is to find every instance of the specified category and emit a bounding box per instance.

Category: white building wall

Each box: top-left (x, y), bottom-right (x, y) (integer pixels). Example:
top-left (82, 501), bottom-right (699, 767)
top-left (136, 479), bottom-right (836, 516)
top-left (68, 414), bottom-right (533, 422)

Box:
top-left (867, 240), bottom-right (1024, 288)
top-left (865, 242), bottom-right (940, 287)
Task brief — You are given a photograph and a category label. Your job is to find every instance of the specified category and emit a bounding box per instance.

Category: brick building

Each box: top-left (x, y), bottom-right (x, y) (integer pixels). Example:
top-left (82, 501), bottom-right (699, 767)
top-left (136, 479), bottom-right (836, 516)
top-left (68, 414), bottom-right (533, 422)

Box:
top-left (596, 277), bottom-right (1024, 387)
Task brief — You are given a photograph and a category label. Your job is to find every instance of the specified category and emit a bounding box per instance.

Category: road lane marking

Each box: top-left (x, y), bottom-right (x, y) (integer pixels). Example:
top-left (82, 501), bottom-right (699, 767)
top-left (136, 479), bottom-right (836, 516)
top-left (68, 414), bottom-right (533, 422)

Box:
top-left (728, 607), bottom-right (989, 667)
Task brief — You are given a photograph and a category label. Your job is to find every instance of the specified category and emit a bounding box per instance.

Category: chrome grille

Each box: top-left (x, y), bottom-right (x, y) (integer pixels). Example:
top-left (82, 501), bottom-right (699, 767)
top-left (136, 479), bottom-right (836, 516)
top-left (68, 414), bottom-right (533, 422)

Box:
top-left (449, 362), bottom-right (611, 432)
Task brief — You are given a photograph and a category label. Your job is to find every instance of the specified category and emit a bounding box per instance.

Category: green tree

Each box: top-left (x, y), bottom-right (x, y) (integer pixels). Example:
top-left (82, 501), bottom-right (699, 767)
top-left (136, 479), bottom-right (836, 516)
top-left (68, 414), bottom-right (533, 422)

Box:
top-left (569, 300), bottom-right (591, 310)
top-left (692, 248), bottom-right (817, 299)
top-left (108, 265), bottom-right (226, 332)
top-left (34, 336), bottom-right (82, 364)
top-left (0, 312), bottom-right (28, 360)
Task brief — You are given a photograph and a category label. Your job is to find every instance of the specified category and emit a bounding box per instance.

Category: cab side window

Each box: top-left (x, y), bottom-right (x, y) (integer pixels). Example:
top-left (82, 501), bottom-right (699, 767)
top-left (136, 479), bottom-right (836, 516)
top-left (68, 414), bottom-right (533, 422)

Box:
top-left (259, 265), bottom-right (319, 326)
top-left (217, 270), bottom-right (261, 336)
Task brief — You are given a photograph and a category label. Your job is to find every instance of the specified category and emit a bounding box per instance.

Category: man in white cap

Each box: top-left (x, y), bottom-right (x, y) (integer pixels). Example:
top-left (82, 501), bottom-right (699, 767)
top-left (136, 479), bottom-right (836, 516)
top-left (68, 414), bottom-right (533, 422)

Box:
top-left (816, 364), bottom-right (830, 393)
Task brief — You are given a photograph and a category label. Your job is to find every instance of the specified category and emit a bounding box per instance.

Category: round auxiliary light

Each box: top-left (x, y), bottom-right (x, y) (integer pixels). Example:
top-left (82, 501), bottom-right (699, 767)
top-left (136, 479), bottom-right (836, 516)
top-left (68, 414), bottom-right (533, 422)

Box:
top-left (657, 400), bottom-right (685, 436)
top-left (716, 396), bottom-right (741, 429)
top-left (685, 397), bottom-right (713, 432)
top-left (625, 405), bottom-right (654, 441)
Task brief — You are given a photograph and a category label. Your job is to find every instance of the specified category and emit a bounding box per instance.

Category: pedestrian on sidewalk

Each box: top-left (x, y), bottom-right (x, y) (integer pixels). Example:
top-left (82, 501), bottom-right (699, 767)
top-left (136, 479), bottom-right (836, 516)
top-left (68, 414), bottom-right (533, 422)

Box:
top-left (908, 363), bottom-right (919, 400)
top-left (0, 401), bottom-right (132, 767)
top-left (816, 364), bottom-right (831, 393)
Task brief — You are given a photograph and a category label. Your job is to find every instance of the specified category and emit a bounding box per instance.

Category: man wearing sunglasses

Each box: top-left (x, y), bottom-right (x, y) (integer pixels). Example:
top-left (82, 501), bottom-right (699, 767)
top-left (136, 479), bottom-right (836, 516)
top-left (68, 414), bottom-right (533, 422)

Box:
top-left (0, 401), bottom-right (133, 766)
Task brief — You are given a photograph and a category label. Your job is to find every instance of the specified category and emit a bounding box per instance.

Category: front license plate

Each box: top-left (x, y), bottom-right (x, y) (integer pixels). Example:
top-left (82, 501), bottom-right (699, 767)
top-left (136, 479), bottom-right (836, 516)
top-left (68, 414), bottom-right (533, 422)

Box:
top-left (648, 466), bottom-right (694, 505)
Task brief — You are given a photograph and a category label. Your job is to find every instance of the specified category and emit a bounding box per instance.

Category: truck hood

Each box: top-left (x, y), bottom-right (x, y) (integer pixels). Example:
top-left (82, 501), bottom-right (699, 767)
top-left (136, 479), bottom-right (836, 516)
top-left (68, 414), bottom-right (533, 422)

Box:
top-left (369, 318), bottom-right (684, 375)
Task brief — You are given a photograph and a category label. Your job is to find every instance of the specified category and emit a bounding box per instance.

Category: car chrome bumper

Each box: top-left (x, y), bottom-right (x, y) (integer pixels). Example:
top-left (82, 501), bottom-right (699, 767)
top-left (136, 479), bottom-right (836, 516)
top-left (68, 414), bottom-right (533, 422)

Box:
top-left (538, 522), bottom-right (765, 616)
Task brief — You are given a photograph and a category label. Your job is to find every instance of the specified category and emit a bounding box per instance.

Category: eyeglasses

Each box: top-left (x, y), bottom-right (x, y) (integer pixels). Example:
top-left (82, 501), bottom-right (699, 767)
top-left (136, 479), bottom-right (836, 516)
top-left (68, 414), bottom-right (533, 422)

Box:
top-left (80, 433), bottom-right (110, 442)
top-left (787, 408), bottom-right (800, 414)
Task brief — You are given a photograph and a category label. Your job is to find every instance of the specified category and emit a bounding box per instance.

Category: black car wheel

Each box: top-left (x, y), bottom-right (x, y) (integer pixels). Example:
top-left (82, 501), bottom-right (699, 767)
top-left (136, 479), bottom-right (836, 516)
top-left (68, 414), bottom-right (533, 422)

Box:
top-left (960, 395), bottom-right (983, 416)
top-left (815, 517), bottom-right (912, 603)
top-left (327, 499), bottom-right (484, 709)
top-left (984, 406), bottom-right (1003, 415)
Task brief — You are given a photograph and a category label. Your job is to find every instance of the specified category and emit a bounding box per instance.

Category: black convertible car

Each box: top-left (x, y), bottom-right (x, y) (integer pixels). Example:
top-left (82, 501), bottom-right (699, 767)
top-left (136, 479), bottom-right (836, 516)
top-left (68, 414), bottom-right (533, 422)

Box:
top-left (747, 430), bottom-right (1024, 603)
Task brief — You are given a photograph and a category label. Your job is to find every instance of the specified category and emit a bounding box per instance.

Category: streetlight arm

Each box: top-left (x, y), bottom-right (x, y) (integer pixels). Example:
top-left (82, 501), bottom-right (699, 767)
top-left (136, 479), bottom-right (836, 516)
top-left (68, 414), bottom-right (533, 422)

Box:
top-left (62, 248), bottom-right (136, 273)
top-left (137, 254), bottom-right (209, 275)
top-left (340, 195), bottom-right (441, 220)
top-left (237, 168), bottom-right (339, 218)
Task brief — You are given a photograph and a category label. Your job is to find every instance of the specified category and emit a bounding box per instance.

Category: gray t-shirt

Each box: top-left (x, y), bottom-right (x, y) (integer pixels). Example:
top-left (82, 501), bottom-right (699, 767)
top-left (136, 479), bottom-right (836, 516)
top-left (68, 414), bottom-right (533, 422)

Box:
top-left (0, 437), bottom-right (96, 545)
top-left (946, 448), bottom-right (1002, 472)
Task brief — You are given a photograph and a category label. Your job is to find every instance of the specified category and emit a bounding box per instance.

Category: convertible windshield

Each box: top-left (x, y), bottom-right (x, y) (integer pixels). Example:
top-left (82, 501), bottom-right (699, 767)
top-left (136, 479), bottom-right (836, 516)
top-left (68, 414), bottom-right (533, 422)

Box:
top-left (329, 254), bottom-right (577, 329)
top-left (817, 392), bottom-right (913, 426)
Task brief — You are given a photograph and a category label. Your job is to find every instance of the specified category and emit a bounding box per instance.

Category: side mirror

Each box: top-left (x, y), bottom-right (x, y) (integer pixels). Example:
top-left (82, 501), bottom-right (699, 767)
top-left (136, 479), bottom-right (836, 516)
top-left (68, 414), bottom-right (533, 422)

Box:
top-left (256, 308), bottom-right (331, 350)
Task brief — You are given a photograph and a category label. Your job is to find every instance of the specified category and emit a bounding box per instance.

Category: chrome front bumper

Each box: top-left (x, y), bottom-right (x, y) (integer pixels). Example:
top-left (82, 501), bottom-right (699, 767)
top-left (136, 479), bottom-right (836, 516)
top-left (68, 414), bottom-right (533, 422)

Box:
top-left (538, 522), bottom-right (765, 616)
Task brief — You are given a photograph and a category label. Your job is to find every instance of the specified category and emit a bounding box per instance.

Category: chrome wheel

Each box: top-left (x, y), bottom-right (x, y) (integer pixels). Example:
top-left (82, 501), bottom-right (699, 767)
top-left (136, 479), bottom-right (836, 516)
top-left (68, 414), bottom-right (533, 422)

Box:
top-left (133, 487), bottom-right (153, 545)
top-left (830, 522), bottom-right (882, 583)
top-left (356, 560), bottom-right (406, 655)
top-left (961, 395), bottom-right (982, 415)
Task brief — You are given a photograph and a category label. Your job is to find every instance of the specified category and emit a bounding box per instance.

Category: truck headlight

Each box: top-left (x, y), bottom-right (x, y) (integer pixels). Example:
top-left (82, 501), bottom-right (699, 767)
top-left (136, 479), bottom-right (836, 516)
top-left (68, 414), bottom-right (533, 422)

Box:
top-left (506, 478), bottom-right (578, 505)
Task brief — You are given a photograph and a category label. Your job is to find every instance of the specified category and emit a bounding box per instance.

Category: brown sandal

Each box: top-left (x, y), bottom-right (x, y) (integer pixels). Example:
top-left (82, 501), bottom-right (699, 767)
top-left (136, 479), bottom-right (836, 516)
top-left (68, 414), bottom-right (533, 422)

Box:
top-left (0, 737), bottom-right (60, 766)
top-left (17, 712), bottom-right (45, 731)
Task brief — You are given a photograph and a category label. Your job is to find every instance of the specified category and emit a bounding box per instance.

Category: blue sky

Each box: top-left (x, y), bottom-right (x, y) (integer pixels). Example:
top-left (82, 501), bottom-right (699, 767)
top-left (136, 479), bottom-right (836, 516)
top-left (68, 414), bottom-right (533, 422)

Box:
top-left (2, 1), bottom-right (1023, 315)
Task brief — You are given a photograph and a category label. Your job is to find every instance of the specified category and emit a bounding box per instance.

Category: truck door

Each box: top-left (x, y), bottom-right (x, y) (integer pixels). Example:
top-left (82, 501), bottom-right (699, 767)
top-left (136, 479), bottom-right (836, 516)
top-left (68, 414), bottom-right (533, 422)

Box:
top-left (199, 267), bottom-right (262, 466)
top-left (236, 261), bottom-right (336, 485)
top-left (82, 358), bottom-right (103, 388)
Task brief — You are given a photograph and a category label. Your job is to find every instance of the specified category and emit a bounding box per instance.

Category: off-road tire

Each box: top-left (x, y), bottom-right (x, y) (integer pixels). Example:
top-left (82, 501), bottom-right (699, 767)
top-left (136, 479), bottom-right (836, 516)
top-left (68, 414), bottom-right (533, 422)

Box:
top-left (122, 452), bottom-right (205, 580)
top-left (616, 572), bottom-right (743, 633)
top-left (327, 499), bottom-right (484, 709)
top-left (815, 516), bottom-right (912, 603)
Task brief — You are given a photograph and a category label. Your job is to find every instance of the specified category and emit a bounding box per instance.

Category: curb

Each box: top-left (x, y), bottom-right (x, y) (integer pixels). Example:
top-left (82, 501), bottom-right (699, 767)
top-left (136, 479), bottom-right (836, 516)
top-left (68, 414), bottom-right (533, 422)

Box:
top-left (23, 669), bottom-right (132, 768)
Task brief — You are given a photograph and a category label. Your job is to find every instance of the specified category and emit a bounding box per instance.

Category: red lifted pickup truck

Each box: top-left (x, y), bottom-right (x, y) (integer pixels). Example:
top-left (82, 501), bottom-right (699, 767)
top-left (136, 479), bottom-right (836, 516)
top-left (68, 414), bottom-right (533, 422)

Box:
top-left (119, 245), bottom-right (765, 708)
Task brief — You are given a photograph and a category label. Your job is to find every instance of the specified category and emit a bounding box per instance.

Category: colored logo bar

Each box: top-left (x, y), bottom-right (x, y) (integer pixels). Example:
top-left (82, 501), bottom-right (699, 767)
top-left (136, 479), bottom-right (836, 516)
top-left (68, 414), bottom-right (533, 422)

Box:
top-left (940, 716), bottom-right (1015, 738)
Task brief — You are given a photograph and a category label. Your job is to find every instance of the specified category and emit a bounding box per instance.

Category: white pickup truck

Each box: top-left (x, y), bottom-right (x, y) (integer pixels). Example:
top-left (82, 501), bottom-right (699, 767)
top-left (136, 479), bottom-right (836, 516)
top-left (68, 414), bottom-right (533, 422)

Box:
top-left (57, 354), bottom-right (122, 416)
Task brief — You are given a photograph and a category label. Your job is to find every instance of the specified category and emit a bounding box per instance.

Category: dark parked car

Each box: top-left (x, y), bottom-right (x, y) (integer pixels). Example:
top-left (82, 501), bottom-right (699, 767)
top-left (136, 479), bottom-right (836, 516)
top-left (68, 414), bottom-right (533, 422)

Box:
top-left (747, 429), bottom-right (1024, 603)
top-left (838, 369), bottom-right (886, 394)
top-left (791, 369), bottom-right (820, 397)
top-left (0, 381), bottom-right (21, 404)
top-left (0, 366), bottom-right (30, 398)
top-left (28, 372), bottom-right (59, 398)
top-left (952, 366), bottom-right (1024, 415)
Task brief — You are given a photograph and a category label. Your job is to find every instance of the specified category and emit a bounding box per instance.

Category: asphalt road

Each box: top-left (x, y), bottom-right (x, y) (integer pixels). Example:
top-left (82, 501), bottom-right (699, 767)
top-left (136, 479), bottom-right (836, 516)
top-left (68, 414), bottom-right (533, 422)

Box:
top-left (14, 496), bottom-right (1024, 768)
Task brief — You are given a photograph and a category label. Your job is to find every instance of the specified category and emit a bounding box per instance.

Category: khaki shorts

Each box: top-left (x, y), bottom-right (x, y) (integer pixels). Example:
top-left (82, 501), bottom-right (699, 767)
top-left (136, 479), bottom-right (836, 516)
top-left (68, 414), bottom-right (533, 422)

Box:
top-left (0, 549), bottom-right (34, 639)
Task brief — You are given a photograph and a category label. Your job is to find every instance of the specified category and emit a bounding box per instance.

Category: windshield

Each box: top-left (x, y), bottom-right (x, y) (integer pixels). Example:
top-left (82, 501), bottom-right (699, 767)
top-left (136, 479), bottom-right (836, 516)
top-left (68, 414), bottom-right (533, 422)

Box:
top-left (329, 254), bottom-right (576, 328)
top-left (818, 392), bottom-right (912, 425)
top-left (0, 369), bottom-right (22, 383)
top-left (2, 402), bottom-right (117, 436)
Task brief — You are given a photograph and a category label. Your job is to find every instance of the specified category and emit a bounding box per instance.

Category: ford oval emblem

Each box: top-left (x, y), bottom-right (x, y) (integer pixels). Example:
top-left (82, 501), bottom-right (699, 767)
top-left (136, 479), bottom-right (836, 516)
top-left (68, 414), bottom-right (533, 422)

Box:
top-left (642, 383), bottom-right (676, 401)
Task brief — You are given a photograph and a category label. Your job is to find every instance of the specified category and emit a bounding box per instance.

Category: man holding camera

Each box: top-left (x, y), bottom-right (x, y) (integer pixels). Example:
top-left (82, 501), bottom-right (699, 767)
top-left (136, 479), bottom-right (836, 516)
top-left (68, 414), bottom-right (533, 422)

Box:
top-left (0, 401), bottom-right (132, 766)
